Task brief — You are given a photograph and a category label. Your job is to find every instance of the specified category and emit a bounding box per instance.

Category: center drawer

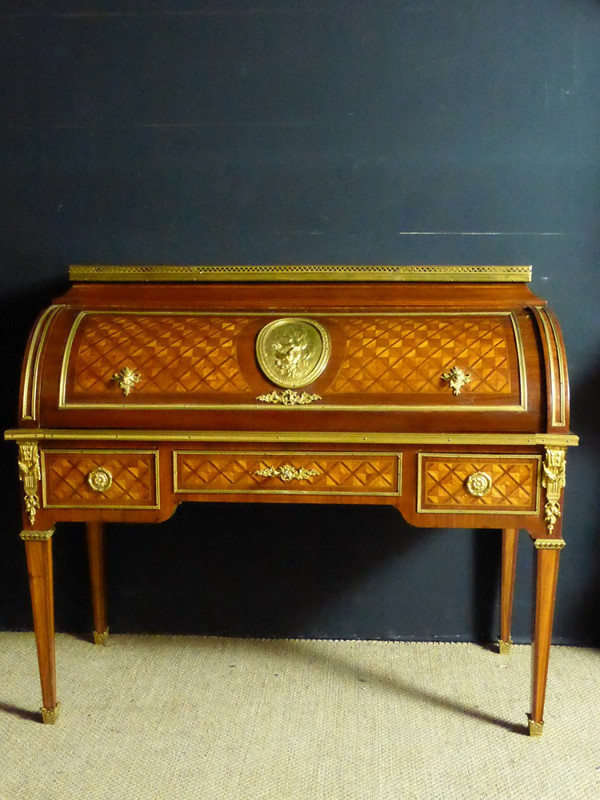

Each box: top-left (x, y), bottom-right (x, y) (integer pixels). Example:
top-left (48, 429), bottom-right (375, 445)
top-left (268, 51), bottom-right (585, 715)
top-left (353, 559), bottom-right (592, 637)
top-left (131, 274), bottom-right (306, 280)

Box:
top-left (174, 451), bottom-right (401, 496)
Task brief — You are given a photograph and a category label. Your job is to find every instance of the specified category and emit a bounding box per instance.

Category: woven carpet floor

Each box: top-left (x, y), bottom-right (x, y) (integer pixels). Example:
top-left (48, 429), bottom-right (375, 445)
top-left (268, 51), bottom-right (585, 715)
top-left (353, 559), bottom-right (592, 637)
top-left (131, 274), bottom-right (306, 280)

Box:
top-left (0, 634), bottom-right (598, 799)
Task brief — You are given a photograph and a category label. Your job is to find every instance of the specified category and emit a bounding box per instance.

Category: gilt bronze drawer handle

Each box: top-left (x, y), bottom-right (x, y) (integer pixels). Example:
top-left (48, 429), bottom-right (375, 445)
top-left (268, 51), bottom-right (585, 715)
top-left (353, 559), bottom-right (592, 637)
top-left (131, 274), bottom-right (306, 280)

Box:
top-left (441, 366), bottom-right (472, 395)
top-left (465, 471), bottom-right (493, 497)
top-left (112, 366), bottom-right (141, 396)
top-left (87, 467), bottom-right (113, 493)
top-left (254, 464), bottom-right (320, 483)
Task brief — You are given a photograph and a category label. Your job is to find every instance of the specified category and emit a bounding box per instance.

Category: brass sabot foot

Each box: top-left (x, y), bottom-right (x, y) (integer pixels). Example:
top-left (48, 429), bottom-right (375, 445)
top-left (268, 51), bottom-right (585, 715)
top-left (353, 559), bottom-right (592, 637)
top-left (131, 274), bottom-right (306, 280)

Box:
top-left (527, 715), bottom-right (544, 737)
top-left (93, 628), bottom-right (109, 646)
top-left (41, 703), bottom-right (60, 725)
top-left (498, 638), bottom-right (512, 655)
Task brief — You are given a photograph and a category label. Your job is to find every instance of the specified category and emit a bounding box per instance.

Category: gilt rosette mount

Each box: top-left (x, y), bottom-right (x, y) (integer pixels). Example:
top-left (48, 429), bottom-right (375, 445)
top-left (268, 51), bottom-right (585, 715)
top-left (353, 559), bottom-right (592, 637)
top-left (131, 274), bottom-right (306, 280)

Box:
top-left (465, 471), bottom-right (493, 498)
top-left (256, 318), bottom-right (331, 396)
top-left (87, 467), bottom-right (113, 493)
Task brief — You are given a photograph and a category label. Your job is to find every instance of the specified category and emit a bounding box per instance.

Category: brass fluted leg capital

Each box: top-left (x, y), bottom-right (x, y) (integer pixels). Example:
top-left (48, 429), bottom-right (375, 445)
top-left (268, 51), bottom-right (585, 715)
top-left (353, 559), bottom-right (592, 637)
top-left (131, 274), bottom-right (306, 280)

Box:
top-left (19, 528), bottom-right (54, 542)
top-left (534, 538), bottom-right (566, 550)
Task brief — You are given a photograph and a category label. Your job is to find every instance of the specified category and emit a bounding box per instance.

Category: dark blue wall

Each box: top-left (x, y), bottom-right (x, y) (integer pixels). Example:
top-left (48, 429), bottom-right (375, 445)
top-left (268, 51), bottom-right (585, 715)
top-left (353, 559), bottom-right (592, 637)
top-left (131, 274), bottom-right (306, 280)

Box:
top-left (1, 1), bottom-right (599, 643)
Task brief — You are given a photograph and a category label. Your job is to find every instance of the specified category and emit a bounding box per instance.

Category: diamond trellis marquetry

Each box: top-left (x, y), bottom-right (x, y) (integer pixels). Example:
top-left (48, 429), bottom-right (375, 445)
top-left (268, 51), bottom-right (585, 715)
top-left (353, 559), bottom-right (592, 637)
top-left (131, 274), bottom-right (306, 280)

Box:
top-left (43, 452), bottom-right (157, 507)
top-left (419, 456), bottom-right (540, 512)
top-left (329, 315), bottom-right (514, 395)
top-left (70, 313), bottom-right (251, 396)
top-left (175, 453), bottom-right (400, 495)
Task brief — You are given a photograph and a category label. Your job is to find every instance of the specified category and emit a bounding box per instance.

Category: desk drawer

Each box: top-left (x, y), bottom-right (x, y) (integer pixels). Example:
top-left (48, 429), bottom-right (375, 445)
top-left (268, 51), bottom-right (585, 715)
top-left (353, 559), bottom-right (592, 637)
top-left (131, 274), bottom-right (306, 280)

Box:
top-left (417, 453), bottom-right (541, 514)
top-left (42, 449), bottom-right (159, 509)
top-left (174, 451), bottom-right (401, 496)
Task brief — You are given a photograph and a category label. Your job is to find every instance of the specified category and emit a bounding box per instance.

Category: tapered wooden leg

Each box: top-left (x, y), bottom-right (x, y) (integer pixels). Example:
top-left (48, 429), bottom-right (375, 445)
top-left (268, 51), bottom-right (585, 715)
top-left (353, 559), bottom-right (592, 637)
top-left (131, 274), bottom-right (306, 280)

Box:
top-left (529, 538), bottom-right (565, 736)
top-left (21, 529), bottom-right (59, 724)
top-left (86, 521), bottom-right (109, 645)
top-left (498, 528), bottom-right (519, 654)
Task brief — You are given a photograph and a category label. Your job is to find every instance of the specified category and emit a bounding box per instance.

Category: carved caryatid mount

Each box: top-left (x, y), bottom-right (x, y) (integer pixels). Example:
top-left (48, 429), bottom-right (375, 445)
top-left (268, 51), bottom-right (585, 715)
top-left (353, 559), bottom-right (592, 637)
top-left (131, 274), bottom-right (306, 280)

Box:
top-left (18, 442), bottom-right (41, 526)
top-left (542, 447), bottom-right (567, 535)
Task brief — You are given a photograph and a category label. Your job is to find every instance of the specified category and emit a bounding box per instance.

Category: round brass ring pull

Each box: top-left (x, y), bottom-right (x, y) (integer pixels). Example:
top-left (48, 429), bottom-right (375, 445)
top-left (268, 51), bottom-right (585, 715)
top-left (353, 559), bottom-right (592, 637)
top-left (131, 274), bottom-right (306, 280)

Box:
top-left (87, 467), bottom-right (113, 493)
top-left (465, 471), bottom-right (493, 497)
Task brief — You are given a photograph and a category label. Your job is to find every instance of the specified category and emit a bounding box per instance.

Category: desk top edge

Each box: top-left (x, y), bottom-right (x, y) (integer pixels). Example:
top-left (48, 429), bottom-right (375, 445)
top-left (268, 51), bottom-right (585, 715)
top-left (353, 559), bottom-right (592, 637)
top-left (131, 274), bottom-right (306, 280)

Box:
top-left (68, 265), bottom-right (533, 283)
top-left (4, 428), bottom-right (579, 447)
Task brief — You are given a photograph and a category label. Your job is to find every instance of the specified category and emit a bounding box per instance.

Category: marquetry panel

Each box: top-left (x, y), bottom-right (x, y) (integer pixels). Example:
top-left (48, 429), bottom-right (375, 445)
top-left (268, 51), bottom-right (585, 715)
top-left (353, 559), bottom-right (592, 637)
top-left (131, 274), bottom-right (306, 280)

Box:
top-left (67, 313), bottom-right (252, 397)
top-left (329, 315), bottom-right (514, 395)
top-left (58, 308), bottom-right (526, 413)
top-left (42, 450), bottom-right (159, 508)
top-left (418, 454), bottom-right (540, 514)
top-left (174, 451), bottom-right (401, 496)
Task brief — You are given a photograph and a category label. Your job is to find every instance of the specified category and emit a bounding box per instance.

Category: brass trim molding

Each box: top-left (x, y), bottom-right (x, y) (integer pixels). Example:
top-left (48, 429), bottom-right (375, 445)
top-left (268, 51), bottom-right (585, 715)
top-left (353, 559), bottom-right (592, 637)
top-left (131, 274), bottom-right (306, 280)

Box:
top-left (19, 528), bottom-right (54, 542)
top-left (542, 447), bottom-right (566, 535)
top-left (69, 264), bottom-right (533, 283)
top-left (509, 312), bottom-right (528, 411)
top-left (5, 429), bottom-right (581, 447)
top-left (535, 307), bottom-right (567, 428)
top-left (17, 442), bottom-right (41, 526)
top-left (533, 538), bottom-right (566, 550)
top-left (58, 310), bottom-right (85, 408)
top-left (57, 401), bottom-right (528, 413)
top-left (21, 305), bottom-right (63, 422)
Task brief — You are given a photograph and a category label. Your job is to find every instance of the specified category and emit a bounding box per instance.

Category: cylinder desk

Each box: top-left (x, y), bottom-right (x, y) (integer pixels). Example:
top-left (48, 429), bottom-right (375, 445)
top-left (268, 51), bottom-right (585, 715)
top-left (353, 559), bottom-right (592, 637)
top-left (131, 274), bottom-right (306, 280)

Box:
top-left (5, 264), bottom-right (578, 734)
